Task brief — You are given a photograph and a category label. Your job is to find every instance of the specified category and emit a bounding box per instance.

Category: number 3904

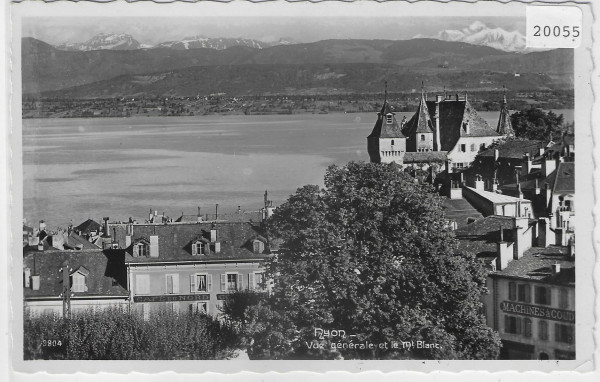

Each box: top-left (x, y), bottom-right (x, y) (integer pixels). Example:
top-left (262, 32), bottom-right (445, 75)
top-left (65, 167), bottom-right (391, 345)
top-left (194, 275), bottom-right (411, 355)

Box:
top-left (533, 25), bottom-right (580, 38)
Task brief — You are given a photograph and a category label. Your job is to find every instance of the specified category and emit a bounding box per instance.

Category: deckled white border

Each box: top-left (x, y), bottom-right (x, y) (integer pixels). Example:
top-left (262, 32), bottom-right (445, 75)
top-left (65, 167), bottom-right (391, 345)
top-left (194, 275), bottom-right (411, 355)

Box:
top-left (4, 0), bottom-right (598, 379)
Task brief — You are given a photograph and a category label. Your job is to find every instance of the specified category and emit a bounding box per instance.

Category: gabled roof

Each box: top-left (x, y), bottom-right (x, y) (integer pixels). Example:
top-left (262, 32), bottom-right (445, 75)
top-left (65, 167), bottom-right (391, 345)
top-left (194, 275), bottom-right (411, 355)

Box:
top-left (464, 186), bottom-right (530, 204)
top-left (112, 221), bottom-right (271, 264)
top-left (455, 215), bottom-right (516, 259)
top-left (442, 197), bottom-right (484, 228)
top-left (23, 250), bottom-right (128, 298)
top-left (368, 102), bottom-right (405, 139)
top-left (491, 246), bottom-right (574, 285)
top-left (74, 219), bottom-right (101, 235)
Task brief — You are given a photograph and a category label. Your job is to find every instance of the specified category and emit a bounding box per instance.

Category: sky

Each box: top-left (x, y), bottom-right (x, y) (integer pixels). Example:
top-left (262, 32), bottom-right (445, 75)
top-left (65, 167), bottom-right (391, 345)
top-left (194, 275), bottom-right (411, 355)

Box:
top-left (22, 16), bottom-right (525, 46)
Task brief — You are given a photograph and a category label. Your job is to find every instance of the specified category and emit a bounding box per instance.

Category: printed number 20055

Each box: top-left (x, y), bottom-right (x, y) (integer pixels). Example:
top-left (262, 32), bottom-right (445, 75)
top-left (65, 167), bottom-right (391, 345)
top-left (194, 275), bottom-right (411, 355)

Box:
top-left (533, 25), bottom-right (580, 38)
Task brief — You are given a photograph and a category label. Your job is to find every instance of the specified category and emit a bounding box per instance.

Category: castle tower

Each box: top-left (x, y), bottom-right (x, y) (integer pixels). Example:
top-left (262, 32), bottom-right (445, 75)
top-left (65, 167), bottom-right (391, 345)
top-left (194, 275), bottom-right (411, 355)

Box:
top-left (367, 82), bottom-right (407, 164)
top-left (401, 86), bottom-right (435, 153)
top-left (497, 87), bottom-right (515, 137)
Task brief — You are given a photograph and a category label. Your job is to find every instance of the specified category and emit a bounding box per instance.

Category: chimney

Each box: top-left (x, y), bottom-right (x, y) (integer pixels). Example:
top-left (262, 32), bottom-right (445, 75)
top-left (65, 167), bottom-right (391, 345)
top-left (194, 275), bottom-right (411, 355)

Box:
top-left (542, 155), bottom-right (557, 177)
top-left (496, 229), bottom-right (511, 271)
top-left (31, 275), bottom-right (40, 291)
top-left (39, 220), bottom-right (46, 232)
top-left (149, 208), bottom-right (154, 222)
top-left (149, 235), bottom-right (159, 257)
top-left (474, 174), bottom-right (484, 191)
top-left (568, 236), bottom-right (575, 257)
top-left (210, 224), bottom-right (217, 243)
top-left (103, 217), bottom-right (111, 237)
top-left (544, 184), bottom-right (552, 211)
top-left (537, 218), bottom-right (554, 247)
top-left (197, 206), bottom-right (202, 222)
top-left (521, 153), bottom-right (531, 176)
top-left (24, 267), bottom-right (31, 288)
top-left (513, 216), bottom-right (529, 260)
top-left (494, 149), bottom-right (499, 162)
top-left (492, 178), bottom-right (499, 192)
top-left (534, 178), bottom-right (541, 195)
top-left (555, 227), bottom-right (567, 246)
top-left (434, 96), bottom-right (442, 151)
top-left (215, 204), bottom-right (219, 221)
top-left (517, 183), bottom-right (523, 199)
top-left (37, 241), bottom-right (44, 251)
top-left (551, 263), bottom-right (561, 274)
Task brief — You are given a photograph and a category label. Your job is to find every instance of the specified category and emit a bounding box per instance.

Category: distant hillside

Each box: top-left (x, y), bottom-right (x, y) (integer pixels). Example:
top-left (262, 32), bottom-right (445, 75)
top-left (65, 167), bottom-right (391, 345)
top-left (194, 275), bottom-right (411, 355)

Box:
top-left (22, 37), bottom-right (573, 97)
top-left (40, 64), bottom-right (571, 99)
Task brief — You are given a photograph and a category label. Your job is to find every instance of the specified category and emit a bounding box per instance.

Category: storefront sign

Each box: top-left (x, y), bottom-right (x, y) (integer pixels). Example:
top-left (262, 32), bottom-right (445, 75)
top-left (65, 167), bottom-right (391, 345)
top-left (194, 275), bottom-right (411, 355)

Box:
top-left (217, 294), bottom-right (229, 300)
top-left (500, 301), bottom-right (575, 323)
top-left (134, 294), bottom-right (210, 303)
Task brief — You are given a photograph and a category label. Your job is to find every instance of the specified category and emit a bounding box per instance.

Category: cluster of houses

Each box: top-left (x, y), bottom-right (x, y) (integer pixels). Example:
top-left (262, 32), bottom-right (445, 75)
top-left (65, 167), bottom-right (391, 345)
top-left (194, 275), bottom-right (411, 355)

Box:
top-left (23, 89), bottom-right (574, 360)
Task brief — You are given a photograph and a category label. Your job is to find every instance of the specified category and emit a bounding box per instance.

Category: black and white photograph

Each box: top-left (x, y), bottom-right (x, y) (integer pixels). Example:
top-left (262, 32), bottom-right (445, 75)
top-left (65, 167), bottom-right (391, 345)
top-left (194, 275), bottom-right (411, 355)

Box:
top-left (7, 0), bottom-right (596, 374)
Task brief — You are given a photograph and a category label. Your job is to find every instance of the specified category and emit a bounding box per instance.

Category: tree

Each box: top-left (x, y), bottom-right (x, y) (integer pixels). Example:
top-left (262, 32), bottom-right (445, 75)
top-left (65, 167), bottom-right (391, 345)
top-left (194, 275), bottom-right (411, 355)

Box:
top-left (511, 108), bottom-right (565, 141)
top-left (234, 162), bottom-right (500, 360)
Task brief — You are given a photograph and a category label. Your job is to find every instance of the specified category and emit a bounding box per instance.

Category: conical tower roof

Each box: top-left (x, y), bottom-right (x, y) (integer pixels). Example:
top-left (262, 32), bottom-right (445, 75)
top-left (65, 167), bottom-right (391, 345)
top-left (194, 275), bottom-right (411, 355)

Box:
top-left (401, 91), bottom-right (434, 137)
top-left (497, 90), bottom-right (515, 137)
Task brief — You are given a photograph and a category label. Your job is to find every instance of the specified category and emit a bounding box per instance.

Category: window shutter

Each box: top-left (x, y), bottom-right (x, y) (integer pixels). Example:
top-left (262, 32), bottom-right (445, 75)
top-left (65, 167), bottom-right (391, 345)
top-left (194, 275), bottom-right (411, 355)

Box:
top-left (172, 274), bottom-right (179, 293)
top-left (555, 323), bottom-right (560, 341)
top-left (516, 317), bottom-right (522, 335)
top-left (248, 273), bottom-right (255, 290)
top-left (190, 274), bottom-right (197, 292)
top-left (504, 315), bottom-right (509, 333)
top-left (133, 244), bottom-right (139, 257)
top-left (192, 242), bottom-right (197, 256)
top-left (508, 282), bottom-right (516, 300)
top-left (547, 288), bottom-right (552, 305)
top-left (220, 274), bottom-right (226, 292)
top-left (207, 274), bottom-right (213, 292)
top-left (525, 285), bottom-right (531, 303)
top-left (237, 274), bottom-right (243, 290)
top-left (166, 275), bottom-right (173, 294)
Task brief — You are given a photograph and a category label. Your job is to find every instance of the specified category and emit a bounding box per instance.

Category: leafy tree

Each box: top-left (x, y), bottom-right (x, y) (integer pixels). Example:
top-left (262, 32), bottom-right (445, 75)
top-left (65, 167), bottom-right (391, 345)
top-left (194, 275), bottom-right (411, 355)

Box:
top-left (511, 108), bottom-right (565, 140)
top-left (235, 162), bottom-right (500, 360)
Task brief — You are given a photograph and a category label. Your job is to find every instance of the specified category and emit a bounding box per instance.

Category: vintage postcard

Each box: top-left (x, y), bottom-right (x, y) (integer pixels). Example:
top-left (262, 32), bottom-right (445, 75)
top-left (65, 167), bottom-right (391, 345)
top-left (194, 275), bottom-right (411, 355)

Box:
top-left (6, 0), bottom-right (597, 378)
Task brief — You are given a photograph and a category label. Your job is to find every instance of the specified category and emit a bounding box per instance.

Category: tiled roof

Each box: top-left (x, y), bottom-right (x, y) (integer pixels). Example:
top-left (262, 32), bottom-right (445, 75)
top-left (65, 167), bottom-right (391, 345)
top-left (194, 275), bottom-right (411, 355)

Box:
top-left (455, 215), bottom-right (516, 259)
top-left (490, 246), bottom-right (574, 285)
top-left (23, 250), bottom-right (129, 298)
top-left (479, 140), bottom-right (545, 160)
top-left (74, 219), bottom-right (101, 235)
top-left (501, 168), bottom-right (557, 192)
top-left (442, 198), bottom-right (483, 228)
top-left (368, 102), bottom-right (405, 139)
top-left (112, 221), bottom-right (271, 264)
top-left (64, 232), bottom-right (101, 250)
top-left (464, 186), bottom-right (529, 204)
top-left (403, 151), bottom-right (448, 163)
top-left (553, 162), bottom-right (574, 194)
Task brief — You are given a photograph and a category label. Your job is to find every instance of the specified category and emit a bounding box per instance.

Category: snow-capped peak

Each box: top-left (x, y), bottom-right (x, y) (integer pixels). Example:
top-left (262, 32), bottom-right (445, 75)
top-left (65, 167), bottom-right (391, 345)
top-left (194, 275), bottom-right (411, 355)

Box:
top-left (55, 33), bottom-right (141, 51)
top-left (418, 22), bottom-right (527, 52)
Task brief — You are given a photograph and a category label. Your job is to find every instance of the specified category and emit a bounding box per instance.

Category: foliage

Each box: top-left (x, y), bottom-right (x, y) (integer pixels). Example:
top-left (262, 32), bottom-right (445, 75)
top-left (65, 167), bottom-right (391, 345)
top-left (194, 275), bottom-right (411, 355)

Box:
top-left (510, 108), bottom-right (565, 140)
top-left (23, 307), bottom-right (241, 360)
top-left (231, 162), bottom-right (500, 360)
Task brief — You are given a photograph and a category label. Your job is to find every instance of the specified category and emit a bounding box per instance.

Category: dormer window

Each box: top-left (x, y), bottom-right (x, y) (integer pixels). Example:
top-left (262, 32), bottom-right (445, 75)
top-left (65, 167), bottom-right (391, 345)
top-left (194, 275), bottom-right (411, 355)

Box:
top-left (70, 267), bottom-right (89, 293)
top-left (385, 113), bottom-right (393, 124)
top-left (253, 240), bottom-right (265, 254)
top-left (133, 242), bottom-right (149, 257)
top-left (191, 239), bottom-right (209, 255)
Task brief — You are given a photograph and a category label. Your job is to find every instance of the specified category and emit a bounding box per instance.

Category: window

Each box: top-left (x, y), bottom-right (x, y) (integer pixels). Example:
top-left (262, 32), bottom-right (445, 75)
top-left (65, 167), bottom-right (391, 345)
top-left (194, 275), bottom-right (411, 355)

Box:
top-left (535, 286), bottom-right (552, 305)
top-left (504, 315), bottom-right (521, 334)
top-left (391, 139), bottom-right (395, 146)
top-left (559, 289), bottom-right (569, 309)
top-left (460, 144), bottom-right (466, 152)
top-left (249, 272), bottom-right (265, 291)
top-left (508, 282), bottom-right (517, 301)
top-left (420, 134), bottom-right (425, 141)
top-left (538, 320), bottom-right (549, 340)
top-left (480, 143), bottom-right (486, 151)
top-left (555, 323), bottom-right (574, 344)
top-left (523, 318), bottom-right (532, 338)
top-left (133, 242), bottom-right (148, 257)
top-left (190, 274), bottom-right (211, 293)
top-left (191, 241), bottom-right (208, 256)
top-left (470, 144), bottom-right (476, 152)
top-left (71, 273), bottom-right (87, 293)
top-left (221, 273), bottom-right (242, 292)
top-left (165, 274), bottom-right (179, 294)
top-left (518, 284), bottom-right (531, 303)
top-left (135, 274), bottom-right (150, 295)
top-left (253, 240), bottom-right (265, 254)
top-left (190, 302), bottom-right (208, 315)
top-left (166, 302), bottom-right (179, 313)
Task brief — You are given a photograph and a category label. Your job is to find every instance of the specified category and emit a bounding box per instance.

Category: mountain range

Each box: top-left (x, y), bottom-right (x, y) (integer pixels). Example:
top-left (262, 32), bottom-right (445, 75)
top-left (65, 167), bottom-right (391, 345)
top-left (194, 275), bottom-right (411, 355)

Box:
top-left (22, 37), bottom-right (573, 98)
top-left (416, 21), bottom-right (527, 52)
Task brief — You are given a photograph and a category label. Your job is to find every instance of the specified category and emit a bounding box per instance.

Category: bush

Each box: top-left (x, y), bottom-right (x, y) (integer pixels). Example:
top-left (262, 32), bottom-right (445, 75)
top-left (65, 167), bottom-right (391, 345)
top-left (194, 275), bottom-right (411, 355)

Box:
top-left (23, 307), bottom-right (241, 360)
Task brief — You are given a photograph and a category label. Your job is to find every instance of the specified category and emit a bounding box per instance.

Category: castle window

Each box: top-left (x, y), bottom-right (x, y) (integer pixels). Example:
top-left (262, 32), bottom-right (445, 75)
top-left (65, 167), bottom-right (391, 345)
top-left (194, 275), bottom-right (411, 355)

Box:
top-left (420, 134), bottom-right (425, 141)
top-left (391, 140), bottom-right (394, 146)
top-left (460, 144), bottom-right (466, 152)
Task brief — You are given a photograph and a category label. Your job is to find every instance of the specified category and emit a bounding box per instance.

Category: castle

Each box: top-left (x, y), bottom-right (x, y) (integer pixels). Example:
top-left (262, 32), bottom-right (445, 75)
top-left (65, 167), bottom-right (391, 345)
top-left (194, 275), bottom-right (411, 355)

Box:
top-left (368, 87), bottom-right (513, 170)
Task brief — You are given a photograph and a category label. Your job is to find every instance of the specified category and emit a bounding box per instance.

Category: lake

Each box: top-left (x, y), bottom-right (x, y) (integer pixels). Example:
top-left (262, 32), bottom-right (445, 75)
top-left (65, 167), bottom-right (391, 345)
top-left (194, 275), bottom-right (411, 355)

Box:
top-left (22, 110), bottom-right (574, 229)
